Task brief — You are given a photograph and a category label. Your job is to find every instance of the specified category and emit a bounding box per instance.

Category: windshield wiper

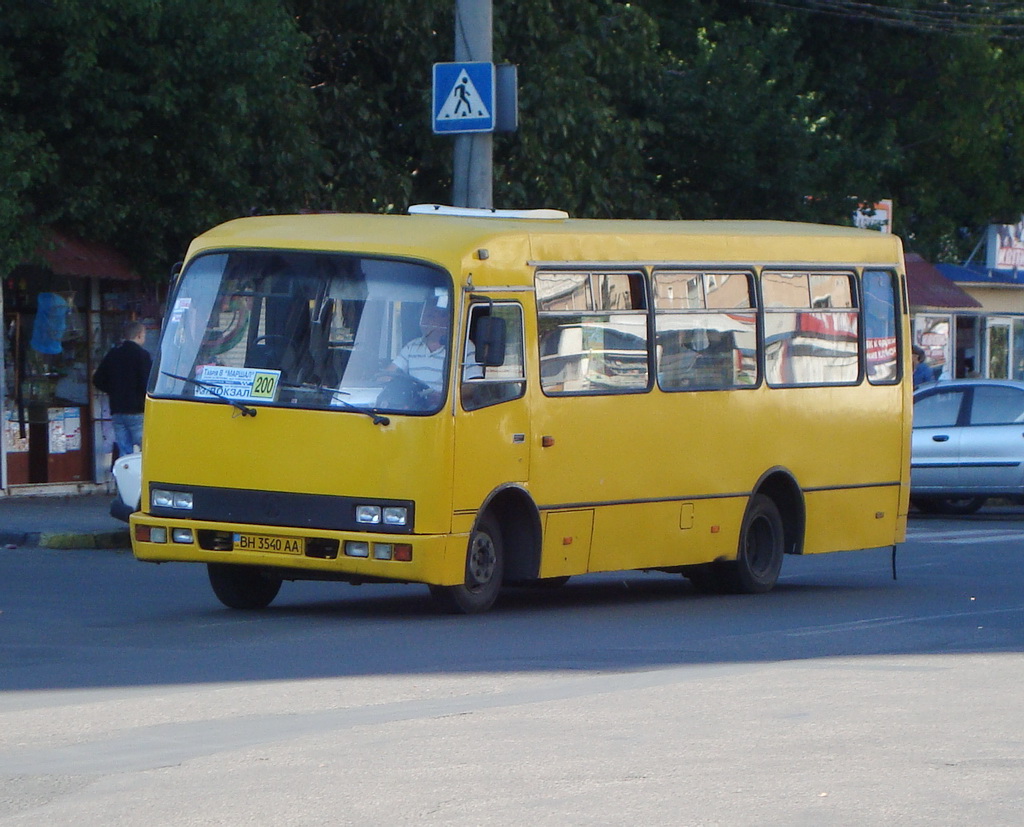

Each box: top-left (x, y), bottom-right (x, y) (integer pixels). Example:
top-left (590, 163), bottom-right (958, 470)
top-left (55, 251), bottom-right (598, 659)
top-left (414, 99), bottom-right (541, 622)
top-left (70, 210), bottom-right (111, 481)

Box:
top-left (330, 391), bottom-right (390, 426)
top-left (275, 382), bottom-right (389, 426)
top-left (161, 371), bottom-right (257, 417)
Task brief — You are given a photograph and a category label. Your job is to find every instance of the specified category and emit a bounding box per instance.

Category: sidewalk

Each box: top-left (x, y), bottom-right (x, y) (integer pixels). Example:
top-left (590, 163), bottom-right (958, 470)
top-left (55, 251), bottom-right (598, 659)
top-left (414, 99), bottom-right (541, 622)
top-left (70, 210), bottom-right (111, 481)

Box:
top-left (0, 493), bottom-right (132, 550)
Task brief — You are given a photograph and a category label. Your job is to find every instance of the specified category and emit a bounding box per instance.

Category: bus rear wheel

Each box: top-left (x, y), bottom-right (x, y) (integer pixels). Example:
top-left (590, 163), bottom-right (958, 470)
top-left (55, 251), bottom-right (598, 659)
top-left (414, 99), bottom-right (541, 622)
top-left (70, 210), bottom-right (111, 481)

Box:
top-left (430, 513), bottom-right (504, 614)
top-left (208, 563), bottom-right (282, 609)
top-left (719, 494), bottom-right (784, 594)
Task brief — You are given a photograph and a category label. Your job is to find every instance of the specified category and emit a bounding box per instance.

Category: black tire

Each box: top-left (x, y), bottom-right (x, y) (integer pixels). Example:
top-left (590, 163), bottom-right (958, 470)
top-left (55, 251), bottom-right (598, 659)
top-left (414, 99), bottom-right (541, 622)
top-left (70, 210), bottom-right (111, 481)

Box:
top-left (918, 496), bottom-right (987, 516)
top-left (718, 494), bottom-right (785, 594)
top-left (430, 513), bottom-right (504, 614)
top-left (207, 563), bottom-right (282, 610)
top-left (682, 564), bottom-right (722, 594)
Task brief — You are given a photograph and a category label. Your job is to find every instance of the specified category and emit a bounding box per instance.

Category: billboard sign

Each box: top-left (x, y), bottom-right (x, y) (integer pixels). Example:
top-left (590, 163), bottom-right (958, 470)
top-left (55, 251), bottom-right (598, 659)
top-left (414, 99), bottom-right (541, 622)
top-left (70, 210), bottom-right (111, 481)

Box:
top-left (986, 216), bottom-right (1024, 270)
top-left (853, 200), bottom-right (893, 233)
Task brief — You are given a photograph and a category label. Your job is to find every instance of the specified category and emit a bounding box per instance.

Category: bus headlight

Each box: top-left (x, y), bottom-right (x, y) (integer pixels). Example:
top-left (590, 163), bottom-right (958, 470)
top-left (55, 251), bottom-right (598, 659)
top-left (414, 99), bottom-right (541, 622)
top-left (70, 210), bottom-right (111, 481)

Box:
top-left (355, 505), bottom-right (381, 525)
top-left (152, 488), bottom-right (194, 510)
top-left (383, 507), bottom-right (408, 526)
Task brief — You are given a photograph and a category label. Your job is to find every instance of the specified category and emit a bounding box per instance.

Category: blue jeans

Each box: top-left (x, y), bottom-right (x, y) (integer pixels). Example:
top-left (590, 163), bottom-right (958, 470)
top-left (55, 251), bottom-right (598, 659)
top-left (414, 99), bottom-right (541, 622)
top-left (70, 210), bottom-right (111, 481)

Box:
top-left (112, 413), bottom-right (144, 457)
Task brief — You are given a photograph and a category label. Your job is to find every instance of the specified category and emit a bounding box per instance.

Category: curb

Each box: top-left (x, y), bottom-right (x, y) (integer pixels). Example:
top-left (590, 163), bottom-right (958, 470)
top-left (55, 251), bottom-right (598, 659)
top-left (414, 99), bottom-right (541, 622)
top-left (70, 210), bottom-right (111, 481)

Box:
top-left (2, 530), bottom-right (132, 550)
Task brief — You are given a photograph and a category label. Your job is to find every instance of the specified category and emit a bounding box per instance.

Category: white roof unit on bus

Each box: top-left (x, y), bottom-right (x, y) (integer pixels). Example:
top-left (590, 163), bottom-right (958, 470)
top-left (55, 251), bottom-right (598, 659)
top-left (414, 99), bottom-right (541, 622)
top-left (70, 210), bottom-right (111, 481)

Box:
top-left (408, 204), bottom-right (569, 220)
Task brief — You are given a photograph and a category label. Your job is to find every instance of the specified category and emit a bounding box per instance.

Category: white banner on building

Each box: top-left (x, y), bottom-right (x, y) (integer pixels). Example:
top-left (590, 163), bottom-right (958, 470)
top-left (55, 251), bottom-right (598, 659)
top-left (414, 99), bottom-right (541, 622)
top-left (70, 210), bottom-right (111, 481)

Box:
top-left (854, 200), bottom-right (893, 233)
top-left (986, 216), bottom-right (1024, 270)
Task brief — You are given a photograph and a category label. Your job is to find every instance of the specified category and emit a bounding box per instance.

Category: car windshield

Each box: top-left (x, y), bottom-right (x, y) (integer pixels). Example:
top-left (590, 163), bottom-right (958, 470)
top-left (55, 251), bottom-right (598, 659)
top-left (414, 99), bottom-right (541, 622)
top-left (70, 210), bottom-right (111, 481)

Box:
top-left (152, 250), bottom-right (454, 415)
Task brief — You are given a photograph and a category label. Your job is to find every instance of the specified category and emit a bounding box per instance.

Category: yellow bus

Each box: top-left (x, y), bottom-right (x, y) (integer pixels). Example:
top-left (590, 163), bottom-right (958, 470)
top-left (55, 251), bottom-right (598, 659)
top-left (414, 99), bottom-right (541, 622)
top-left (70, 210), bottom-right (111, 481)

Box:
top-left (131, 207), bottom-right (911, 613)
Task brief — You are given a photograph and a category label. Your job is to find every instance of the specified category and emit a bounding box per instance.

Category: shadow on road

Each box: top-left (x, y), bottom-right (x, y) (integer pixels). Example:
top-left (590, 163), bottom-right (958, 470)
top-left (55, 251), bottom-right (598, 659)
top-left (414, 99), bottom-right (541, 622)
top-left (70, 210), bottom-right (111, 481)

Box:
top-left (2, 519), bottom-right (1024, 691)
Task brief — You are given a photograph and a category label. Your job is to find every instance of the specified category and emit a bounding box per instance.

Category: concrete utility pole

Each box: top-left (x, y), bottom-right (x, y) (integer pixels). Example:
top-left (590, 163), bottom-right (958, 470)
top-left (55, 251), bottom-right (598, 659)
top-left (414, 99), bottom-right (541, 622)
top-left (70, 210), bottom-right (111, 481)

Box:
top-left (452, 0), bottom-right (492, 209)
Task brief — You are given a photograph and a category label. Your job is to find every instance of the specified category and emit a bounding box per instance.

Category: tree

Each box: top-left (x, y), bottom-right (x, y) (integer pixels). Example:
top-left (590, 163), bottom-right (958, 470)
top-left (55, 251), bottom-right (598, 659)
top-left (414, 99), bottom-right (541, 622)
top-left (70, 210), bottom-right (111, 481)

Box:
top-left (493, 0), bottom-right (663, 217)
top-left (0, 32), bottom-right (51, 277)
top-left (290, 0), bottom-right (453, 212)
top-left (6, 0), bottom-right (1024, 273)
top-left (1, 0), bottom-right (323, 276)
top-left (640, 16), bottom-right (885, 223)
top-left (290, 0), bottom-right (893, 224)
top-left (710, 0), bottom-right (1024, 259)
top-left (291, 0), bottom-right (665, 217)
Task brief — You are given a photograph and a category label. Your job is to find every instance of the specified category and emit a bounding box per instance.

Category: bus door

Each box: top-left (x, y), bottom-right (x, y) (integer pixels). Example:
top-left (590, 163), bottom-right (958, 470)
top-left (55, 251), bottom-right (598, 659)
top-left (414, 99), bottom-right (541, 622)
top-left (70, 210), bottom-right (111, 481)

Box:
top-left (452, 299), bottom-right (531, 512)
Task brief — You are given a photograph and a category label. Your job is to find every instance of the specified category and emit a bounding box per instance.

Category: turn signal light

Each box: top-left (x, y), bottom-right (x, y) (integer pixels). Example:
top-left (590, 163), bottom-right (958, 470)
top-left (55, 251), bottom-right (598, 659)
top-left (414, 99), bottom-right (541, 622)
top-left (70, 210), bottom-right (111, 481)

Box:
top-left (135, 524), bottom-right (167, 543)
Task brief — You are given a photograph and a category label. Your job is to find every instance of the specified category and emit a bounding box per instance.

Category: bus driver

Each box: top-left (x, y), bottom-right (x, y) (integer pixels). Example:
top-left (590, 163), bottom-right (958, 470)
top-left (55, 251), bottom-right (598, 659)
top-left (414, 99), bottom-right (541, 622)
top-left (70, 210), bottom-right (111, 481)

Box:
top-left (387, 302), bottom-right (483, 405)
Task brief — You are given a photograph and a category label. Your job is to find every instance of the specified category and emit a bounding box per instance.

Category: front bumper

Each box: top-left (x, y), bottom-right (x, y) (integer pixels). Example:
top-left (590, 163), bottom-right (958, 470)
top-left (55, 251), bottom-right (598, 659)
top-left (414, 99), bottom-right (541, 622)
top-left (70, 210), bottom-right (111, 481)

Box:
top-left (129, 512), bottom-right (467, 586)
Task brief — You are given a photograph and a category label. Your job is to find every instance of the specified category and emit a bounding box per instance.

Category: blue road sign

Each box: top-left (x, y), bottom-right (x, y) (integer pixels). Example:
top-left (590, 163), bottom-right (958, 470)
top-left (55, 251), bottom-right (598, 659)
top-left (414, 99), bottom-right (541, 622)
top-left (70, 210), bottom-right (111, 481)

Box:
top-left (433, 62), bottom-right (495, 134)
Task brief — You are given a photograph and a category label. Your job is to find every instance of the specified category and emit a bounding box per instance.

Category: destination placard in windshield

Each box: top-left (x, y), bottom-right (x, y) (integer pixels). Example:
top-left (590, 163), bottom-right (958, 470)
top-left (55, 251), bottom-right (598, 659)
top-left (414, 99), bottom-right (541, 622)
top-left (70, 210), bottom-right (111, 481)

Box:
top-left (194, 365), bottom-right (281, 402)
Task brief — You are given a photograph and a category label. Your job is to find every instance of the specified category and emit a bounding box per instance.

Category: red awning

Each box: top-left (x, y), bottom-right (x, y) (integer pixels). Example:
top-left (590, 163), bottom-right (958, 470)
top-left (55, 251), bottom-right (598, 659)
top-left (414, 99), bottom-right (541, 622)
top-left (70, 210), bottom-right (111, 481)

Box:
top-left (38, 229), bottom-right (138, 281)
top-left (905, 253), bottom-right (980, 309)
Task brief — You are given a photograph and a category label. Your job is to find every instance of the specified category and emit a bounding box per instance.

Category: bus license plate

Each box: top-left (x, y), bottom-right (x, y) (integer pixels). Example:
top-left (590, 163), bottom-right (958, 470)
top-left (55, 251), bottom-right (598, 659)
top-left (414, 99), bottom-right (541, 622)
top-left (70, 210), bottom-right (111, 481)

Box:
top-left (233, 533), bottom-right (304, 555)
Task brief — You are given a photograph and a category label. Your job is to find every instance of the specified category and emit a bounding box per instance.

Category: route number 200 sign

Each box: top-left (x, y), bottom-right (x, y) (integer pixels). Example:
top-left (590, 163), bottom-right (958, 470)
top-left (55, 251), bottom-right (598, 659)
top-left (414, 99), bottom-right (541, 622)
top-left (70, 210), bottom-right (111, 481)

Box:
top-left (195, 365), bottom-right (281, 402)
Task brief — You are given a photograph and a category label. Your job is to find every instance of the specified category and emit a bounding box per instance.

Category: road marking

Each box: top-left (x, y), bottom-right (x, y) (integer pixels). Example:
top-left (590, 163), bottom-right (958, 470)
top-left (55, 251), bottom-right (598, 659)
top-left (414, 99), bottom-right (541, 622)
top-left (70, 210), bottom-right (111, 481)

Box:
top-left (905, 528), bottom-right (1024, 544)
top-left (785, 605), bottom-right (1024, 637)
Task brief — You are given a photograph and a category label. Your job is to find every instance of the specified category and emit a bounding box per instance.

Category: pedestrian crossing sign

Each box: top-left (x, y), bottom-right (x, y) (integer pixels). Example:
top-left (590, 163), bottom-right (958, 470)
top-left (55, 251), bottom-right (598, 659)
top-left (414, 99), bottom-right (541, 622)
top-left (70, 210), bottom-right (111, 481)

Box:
top-left (432, 62), bottom-right (495, 134)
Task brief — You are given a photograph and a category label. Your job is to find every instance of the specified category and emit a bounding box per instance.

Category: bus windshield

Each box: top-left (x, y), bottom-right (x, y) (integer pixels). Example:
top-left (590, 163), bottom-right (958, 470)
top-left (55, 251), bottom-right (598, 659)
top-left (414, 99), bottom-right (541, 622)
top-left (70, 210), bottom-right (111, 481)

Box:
top-left (152, 250), bottom-right (454, 415)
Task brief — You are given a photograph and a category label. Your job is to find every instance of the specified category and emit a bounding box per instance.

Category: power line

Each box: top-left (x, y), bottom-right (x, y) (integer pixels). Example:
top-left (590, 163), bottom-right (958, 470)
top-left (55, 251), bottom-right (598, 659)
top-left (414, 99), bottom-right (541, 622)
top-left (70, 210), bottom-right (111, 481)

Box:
top-left (743, 0), bottom-right (1024, 40)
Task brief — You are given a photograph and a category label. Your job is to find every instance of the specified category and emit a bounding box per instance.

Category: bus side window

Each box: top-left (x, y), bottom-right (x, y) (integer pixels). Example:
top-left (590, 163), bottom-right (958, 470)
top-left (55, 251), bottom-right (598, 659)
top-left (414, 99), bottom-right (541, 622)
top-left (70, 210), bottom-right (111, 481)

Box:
top-left (763, 270), bottom-right (859, 387)
top-left (462, 303), bottom-right (526, 411)
top-left (535, 270), bottom-right (649, 395)
top-left (653, 270), bottom-right (757, 391)
top-left (863, 269), bottom-right (900, 385)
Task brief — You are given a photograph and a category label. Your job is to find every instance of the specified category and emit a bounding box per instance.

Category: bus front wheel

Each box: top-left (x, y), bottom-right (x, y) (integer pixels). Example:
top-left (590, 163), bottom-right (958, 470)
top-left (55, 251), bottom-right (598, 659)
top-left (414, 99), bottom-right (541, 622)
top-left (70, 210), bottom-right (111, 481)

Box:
top-left (208, 563), bottom-right (282, 610)
top-left (720, 494), bottom-right (784, 594)
top-left (430, 513), bottom-right (504, 614)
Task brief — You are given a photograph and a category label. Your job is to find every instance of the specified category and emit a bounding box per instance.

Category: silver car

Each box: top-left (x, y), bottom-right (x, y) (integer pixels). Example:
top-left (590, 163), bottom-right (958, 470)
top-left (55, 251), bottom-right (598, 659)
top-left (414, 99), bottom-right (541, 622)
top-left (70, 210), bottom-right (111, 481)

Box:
top-left (911, 379), bottom-right (1024, 514)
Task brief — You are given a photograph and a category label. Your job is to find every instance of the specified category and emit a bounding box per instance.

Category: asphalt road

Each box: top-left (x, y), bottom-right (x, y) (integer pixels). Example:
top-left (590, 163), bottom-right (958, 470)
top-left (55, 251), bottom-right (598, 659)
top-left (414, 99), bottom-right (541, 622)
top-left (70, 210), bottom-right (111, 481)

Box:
top-left (2, 512), bottom-right (1024, 825)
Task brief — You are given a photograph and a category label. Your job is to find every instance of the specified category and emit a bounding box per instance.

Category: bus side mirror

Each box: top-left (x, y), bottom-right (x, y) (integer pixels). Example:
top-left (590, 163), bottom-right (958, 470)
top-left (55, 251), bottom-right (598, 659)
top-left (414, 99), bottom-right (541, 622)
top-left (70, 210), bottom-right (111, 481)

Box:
top-left (474, 316), bottom-right (506, 367)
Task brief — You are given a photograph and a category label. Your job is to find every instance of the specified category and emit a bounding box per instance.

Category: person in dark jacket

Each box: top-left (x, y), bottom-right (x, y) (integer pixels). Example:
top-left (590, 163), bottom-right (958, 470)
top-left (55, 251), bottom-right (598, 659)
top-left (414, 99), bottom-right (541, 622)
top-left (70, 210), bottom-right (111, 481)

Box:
top-left (912, 345), bottom-right (933, 389)
top-left (93, 321), bottom-right (153, 458)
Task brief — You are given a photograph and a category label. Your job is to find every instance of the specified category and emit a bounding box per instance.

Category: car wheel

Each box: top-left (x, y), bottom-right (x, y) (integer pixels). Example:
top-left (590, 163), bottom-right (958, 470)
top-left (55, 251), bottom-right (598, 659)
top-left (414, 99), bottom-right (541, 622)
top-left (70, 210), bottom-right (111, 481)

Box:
top-left (934, 496), bottom-right (987, 515)
top-left (913, 496), bottom-right (987, 515)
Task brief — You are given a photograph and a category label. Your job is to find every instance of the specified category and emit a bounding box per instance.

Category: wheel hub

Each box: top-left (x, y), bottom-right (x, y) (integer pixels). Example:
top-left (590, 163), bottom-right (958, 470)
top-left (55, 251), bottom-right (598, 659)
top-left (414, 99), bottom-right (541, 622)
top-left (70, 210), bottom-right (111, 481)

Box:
top-left (468, 534), bottom-right (496, 587)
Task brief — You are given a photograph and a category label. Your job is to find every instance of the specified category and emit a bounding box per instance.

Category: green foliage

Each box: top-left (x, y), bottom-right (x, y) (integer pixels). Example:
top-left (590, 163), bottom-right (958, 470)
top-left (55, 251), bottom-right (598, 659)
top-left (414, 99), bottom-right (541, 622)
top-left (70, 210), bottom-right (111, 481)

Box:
top-left (1, 0), bottom-right (322, 276)
top-left (493, 0), bottom-right (662, 217)
top-left (0, 13), bottom-right (52, 276)
top-left (642, 19), bottom-right (868, 222)
top-left (719, 0), bottom-right (1024, 258)
top-left (289, 0), bottom-right (453, 212)
top-left (5, 0), bottom-right (1024, 275)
